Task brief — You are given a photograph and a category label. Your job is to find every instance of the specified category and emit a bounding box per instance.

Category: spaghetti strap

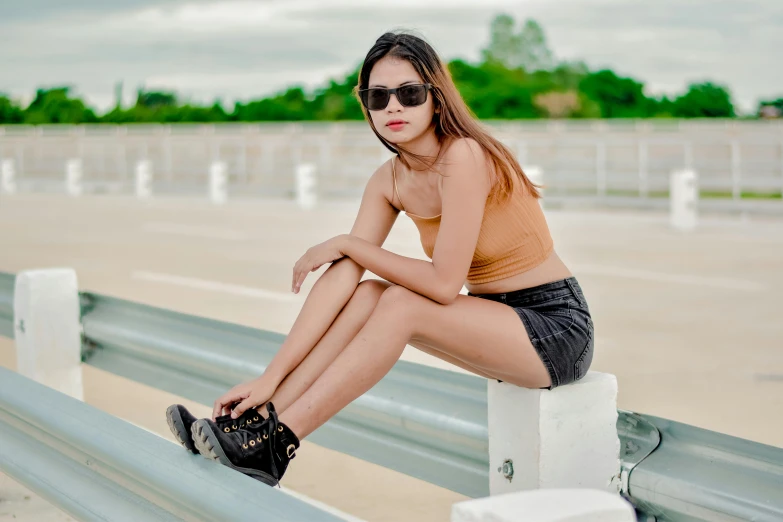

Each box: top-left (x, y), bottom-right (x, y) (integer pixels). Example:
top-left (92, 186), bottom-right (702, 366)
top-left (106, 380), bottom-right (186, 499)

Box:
top-left (392, 156), bottom-right (406, 212)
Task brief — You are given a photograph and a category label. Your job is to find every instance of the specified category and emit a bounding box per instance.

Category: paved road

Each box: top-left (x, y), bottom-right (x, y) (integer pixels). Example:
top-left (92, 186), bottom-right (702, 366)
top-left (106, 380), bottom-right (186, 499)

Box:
top-left (1, 194), bottom-right (782, 520)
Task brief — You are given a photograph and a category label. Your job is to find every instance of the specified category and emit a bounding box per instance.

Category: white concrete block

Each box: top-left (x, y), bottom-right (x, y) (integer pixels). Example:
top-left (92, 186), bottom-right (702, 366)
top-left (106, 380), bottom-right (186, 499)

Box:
top-left (452, 488), bottom-right (635, 522)
top-left (1, 159), bottom-right (16, 195)
top-left (13, 269), bottom-right (83, 400)
top-left (209, 161), bottom-right (227, 204)
top-left (135, 160), bottom-right (153, 199)
top-left (295, 163), bottom-right (317, 209)
top-left (65, 159), bottom-right (83, 196)
top-left (670, 168), bottom-right (698, 231)
top-left (488, 371), bottom-right (620, 495)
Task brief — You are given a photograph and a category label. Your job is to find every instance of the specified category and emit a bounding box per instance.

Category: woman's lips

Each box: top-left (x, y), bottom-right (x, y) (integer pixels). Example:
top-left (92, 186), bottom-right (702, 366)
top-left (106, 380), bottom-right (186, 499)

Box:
top-left (387, 121), bottom-right (406, 131)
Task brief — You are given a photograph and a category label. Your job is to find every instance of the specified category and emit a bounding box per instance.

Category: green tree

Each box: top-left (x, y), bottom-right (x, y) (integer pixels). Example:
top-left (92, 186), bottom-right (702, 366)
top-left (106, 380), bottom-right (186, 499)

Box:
top-left (579, 70), bottom-right (650, 118)
top-left (309, 68), bottom-right (364, 120)
top-left (161, 102), bottom-right (228, 123)
top-left (0, 95), bottom-right (24, 124)
top-left (449, 59), bottom-right (542, 118)
top-left (672, 82), bottom-right (734, 118)
top-left (99, 89), bottom-right (230, 123)
top-left (0, 17), bottom-right (749, 123)
top-left (482, 14), bottom-right (518, 68)
top-left (136, 90), bottom-right (178, 109)
top-left (23, 87), bottom-right (98, 124)
top-left (482, 15), bottom-right (554, 72)
top-left (232, 87), bottom-right (310, 121)
top-left (550, 61), bottom-right (589, 91)
top-left (517, 19), bottom-right (555, 72)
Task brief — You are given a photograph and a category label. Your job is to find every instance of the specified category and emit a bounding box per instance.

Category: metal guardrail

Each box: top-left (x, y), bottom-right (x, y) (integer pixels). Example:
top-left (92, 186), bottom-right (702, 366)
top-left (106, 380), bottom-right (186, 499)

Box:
top-left (627, 414), bottom-right (783, 522)
top-left (0, 366), bottom-right (350, 522)
top-left (78, 292), bottom-right (490, 498)
top-left (76, 291), bottom-right (783, 521)
top-left (0, 272), bottom-right (14, 338)
top-left (1, 272), bottom-right (782, 521)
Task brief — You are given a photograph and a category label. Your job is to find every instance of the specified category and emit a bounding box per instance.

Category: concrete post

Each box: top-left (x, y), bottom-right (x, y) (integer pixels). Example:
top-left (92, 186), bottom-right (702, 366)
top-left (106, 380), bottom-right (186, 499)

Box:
top-left (730, 141), bottom-right (741, 200)
top-left (66, 159), bottom-right (83, 196)
top-left (135, 160), bottom-right (152, 199)
top-left (13, 269), bottom-right (83, 400)
top-left (596, 142), bottom-right (607, 196)
top-left (1, 159), bottom-right (15, 195)
top-left (638, 141), bottom-right (648, 198)
top-left (452, 488), bottom-right (635, 522)
top-left (209, 161), bottom-right (227, 204)
top-left (488, 372), bottom-right (621, 496)
top-left (670, 168), bottom-right (698, 231)
top-left (295, 163), bottom-right (317, 209)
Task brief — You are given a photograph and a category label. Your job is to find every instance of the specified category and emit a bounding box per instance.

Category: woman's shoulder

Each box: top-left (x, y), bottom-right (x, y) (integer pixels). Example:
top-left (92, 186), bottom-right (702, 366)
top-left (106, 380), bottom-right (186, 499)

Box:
top-left (441, 137), bottom-right (494, 191)
top-left (362, 155), bottom-right (398, 207)
top-left (443, 137), bottom-right (485, 162)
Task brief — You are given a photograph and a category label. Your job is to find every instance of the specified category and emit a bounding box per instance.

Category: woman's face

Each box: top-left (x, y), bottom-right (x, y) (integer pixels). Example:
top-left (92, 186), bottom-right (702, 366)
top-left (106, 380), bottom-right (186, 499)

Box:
top-left (366, 55), bottom-right (436, 145)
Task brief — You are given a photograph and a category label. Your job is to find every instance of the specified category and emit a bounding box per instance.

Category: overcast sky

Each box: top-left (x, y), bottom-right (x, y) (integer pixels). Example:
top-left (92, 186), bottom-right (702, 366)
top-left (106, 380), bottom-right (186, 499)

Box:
top-left (1, 0), bottom-right (780, 114)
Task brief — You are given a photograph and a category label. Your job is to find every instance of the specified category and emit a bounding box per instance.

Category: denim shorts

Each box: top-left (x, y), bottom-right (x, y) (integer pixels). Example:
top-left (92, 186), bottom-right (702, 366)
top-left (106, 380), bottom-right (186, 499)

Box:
top-left (468, 277), bottom-right (594, 389)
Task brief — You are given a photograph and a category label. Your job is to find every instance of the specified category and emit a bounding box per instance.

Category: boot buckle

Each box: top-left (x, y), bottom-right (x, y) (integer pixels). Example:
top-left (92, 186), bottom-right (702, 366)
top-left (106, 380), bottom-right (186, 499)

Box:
top-left (287, 444), bottom-right (296, 458)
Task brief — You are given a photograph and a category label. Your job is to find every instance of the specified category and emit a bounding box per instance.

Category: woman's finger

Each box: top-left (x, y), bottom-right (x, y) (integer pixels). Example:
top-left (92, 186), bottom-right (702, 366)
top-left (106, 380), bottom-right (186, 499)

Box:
top-left (291, 262), bottom-right (298, 292)
top-left (231, 395), bottom-right (258, 419)
top-left (213, 397), bottom-right (228, 420)
top-left (294, 258), bottom-right (306, 291)
top-left (213, 390), bottom-right (245, 419)
top-left (296, 266), bottom-right (309, 291)
top-left (295, 259), bottom-right (308, 292)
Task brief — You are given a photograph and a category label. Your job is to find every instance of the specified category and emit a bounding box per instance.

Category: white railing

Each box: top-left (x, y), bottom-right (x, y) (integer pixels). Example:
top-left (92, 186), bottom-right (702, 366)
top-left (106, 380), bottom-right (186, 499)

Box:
top-left (0, 121), bottom-right (781, 207)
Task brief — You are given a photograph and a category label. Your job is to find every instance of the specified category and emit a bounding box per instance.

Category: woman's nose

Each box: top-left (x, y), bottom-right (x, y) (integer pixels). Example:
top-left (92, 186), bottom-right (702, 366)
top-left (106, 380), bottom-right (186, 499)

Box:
top-left (385, 93), bottom-right (404, 112)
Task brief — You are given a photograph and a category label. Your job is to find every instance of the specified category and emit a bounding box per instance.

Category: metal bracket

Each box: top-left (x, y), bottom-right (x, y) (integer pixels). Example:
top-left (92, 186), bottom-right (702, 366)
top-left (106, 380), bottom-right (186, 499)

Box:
top-left (499, 459), bottom-right (514, 481)
top-left (617, 410), bottom-right (661, 495)
top-left (78, 292), bottom-right (98, 363)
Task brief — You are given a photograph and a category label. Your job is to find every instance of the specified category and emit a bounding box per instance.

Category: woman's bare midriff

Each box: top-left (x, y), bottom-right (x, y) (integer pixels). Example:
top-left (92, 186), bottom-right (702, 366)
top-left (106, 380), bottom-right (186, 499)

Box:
top-left (464, 250), bottom-right (573, 295)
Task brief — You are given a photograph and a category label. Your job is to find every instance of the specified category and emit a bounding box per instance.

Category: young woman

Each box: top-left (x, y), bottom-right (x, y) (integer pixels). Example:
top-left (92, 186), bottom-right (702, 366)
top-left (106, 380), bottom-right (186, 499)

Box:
top-left (166, 31), bottom-right (594, 486)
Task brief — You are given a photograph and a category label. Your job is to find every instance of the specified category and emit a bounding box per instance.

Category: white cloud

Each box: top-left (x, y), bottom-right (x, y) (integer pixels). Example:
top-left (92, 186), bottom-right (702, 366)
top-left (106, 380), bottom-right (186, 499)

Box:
top-left (126, 2), bottom-right (292, 34)
top-left (0, 0), bottom-right (780, 113)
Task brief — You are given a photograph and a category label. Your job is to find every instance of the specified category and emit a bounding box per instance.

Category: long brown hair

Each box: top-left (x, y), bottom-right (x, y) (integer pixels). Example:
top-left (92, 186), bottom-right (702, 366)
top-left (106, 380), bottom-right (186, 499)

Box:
top-left (354, 31), bottom-right (541, 201)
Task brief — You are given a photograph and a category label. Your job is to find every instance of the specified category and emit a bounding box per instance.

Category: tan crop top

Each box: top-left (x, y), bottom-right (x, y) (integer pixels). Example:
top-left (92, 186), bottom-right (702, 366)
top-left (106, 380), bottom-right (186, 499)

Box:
top-left (392, 157), bottom-right (554, 285)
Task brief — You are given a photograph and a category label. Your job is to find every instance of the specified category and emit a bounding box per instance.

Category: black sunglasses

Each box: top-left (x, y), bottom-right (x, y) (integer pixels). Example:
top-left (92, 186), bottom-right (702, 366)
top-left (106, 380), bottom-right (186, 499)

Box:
top-left (358, 83), bottom-right (432, 111)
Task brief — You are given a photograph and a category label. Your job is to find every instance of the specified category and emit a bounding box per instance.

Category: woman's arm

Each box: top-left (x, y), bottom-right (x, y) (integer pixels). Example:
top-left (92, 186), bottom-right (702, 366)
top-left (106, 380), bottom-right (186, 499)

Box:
top-left (261, 164), bottom-right (399, 386)
top-left (340, 139), bottom-right (491, 305)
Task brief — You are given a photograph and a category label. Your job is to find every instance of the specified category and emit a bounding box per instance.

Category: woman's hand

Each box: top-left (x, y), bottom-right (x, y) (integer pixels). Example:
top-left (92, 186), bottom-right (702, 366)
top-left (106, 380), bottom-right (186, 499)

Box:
top-left (212, 375), bottom-right (278, 420)
top-left (292, 234), bottom-right (350, 294)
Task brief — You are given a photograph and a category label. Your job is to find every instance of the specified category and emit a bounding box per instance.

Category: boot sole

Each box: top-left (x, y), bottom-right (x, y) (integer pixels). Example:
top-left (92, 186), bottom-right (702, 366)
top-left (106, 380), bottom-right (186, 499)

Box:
top-left (166, 405), bottom-right (198, 454)
top-left (191, 419), bottom-right (278, 487)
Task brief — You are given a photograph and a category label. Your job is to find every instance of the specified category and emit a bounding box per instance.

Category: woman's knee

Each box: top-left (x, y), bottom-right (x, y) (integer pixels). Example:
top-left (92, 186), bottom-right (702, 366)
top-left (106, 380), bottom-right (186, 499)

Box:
top-left (375, 285), bottom-right (418, 323)
top-left (351, 279), bottom-right (394, 306)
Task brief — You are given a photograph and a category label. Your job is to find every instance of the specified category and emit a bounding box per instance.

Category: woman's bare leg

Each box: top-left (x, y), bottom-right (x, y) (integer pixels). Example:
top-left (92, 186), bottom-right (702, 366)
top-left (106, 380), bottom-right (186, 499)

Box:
top-left (279, 285), bottom-right (551, 439)
top-left (257, 279), bottom-right (497, 418)
top-left (258, 279), bottom-right (392, 416)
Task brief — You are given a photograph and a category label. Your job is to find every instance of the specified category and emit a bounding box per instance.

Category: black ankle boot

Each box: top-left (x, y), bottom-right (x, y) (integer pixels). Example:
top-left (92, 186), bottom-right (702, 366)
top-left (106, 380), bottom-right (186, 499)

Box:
top-left (191, 402), bottom-right (300, 486)
top-left (165, 404), bottom-right (264, 455)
